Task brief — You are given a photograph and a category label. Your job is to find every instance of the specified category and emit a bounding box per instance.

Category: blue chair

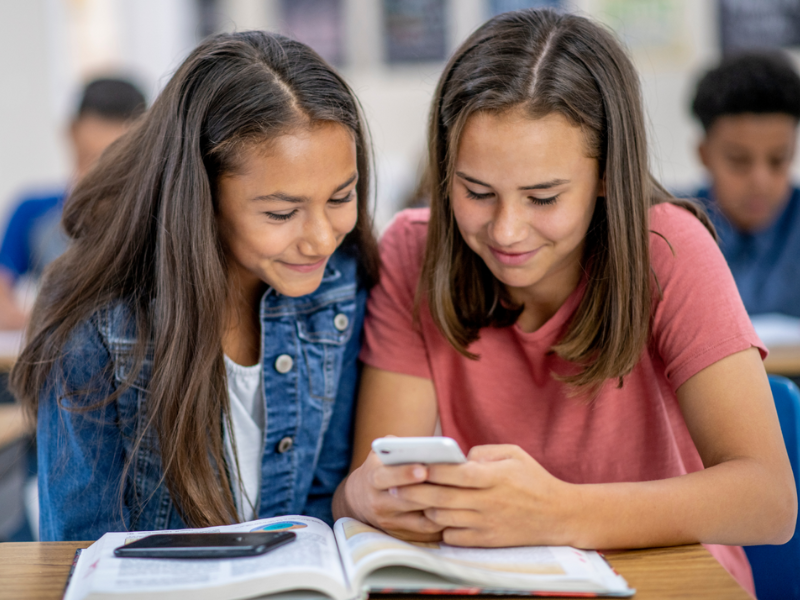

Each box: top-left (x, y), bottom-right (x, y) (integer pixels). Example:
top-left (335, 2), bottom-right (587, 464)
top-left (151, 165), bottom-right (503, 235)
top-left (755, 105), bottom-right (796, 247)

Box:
top-left (744, 375), bottom-right (800, 599)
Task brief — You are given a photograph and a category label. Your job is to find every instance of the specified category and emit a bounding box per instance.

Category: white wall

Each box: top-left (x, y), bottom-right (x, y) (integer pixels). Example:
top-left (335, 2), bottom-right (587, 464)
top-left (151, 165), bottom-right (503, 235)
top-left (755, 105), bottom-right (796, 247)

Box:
top-left (0, 0), bottom-right (199, 229)
top-left (3, 0), bottom-right (800, 233)
top-left (0, 0), bottom-right (69, 229)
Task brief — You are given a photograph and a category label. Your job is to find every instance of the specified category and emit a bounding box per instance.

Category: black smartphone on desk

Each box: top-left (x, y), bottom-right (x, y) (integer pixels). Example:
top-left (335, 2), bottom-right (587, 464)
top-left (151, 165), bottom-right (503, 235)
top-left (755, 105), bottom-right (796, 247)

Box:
top-left (114, 531), bottom-right (296, 559)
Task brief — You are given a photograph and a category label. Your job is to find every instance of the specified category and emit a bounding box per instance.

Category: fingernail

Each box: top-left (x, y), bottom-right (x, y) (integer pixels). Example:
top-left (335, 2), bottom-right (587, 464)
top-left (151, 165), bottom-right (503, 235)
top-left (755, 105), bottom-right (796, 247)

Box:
top-left (388, 487), bottom-right (398, 497)
top-left (413, 466), bottom-right (426, 479)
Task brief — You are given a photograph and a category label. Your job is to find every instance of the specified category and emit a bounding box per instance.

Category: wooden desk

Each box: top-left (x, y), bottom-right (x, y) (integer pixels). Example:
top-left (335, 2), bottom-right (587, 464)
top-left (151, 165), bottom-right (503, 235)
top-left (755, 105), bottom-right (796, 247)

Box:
top-left (764, 344), bottom-right (800, 377)
top-left (0, 541), bottom-right (750, 600)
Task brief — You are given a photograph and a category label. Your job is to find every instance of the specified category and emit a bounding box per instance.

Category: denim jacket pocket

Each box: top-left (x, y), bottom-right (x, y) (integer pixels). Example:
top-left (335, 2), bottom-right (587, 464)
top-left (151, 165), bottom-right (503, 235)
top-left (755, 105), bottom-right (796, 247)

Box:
top-left (296, 298), bottom-right (357, 402)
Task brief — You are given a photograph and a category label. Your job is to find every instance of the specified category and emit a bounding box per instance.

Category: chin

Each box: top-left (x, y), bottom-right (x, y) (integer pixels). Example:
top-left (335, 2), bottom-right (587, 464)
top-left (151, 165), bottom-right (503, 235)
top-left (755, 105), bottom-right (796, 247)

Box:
top-left (273, 279), bottom-right (325, 298)
top-left (489, 271), bottom-right (537, 290)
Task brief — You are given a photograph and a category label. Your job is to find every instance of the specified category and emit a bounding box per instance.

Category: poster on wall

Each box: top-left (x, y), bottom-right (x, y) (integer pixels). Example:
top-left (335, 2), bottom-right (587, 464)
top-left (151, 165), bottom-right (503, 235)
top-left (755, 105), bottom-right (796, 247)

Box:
top-left (719, 0), bottom-right (800, 54)
top-left (594, 0), bottom-right (692, 65)
top-left (281, 0), bottom-right (345, 65)
top-left (383, 0), bottom-right (448, 63)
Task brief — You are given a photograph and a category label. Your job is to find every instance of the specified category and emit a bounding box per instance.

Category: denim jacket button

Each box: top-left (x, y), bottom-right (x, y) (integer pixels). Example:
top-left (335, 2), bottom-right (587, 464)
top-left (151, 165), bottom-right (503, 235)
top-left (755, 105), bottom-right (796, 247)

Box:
top-left (277, 436), bottom-right (294, 453)
top-left (333, 313), bottom-right (349, 331)
top-left (274, 354), bottom-right (294, 374)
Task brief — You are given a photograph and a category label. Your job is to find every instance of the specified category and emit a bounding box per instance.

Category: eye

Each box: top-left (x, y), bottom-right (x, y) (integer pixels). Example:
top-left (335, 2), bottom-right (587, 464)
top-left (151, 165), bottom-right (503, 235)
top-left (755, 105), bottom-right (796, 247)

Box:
top-left (769, 156), bottom-right (789, 170)
top-left (265, 210), bottom-right (297, 222)
top-left (329, 189), bottom-right (356, 205)
top-left (465, 188), bottom-right (493, 200)
top-left (529, 195), bottom-right (559, 206)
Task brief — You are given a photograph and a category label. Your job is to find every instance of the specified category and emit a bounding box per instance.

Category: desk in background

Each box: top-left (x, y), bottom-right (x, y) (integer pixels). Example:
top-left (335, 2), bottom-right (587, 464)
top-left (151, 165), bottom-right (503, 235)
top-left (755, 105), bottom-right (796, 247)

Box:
top-left (764, 345), bottom-right (800, 377)
top-left (0, 329), bottom-right (23, 371)
top-left (0, 541), bottom-right (750, 600)
top-left (754, 315), bottom-right (800, 377)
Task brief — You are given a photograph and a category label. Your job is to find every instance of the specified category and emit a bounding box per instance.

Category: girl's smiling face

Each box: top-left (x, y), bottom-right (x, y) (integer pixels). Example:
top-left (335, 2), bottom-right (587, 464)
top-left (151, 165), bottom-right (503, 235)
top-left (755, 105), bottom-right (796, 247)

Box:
top-left (216, 122), bottom-right (358, 299)
top-left (451, 109), bottom-right (604, 307)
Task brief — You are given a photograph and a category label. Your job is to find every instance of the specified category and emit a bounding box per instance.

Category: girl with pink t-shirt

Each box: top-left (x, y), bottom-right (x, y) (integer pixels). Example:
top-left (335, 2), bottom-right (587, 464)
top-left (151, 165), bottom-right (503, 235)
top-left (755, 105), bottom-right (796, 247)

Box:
top-left (332, 9), bottom-right (796, 593)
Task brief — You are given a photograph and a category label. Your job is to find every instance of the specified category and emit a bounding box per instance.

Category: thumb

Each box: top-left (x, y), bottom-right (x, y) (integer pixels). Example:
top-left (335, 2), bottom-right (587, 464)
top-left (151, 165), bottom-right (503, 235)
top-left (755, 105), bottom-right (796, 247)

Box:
top-left (466, 444), bottom-right (523, 463)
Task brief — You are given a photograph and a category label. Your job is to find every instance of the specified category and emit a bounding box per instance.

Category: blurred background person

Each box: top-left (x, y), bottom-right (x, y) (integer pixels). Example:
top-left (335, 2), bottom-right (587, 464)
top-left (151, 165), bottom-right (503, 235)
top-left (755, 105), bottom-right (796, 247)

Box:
top-left (691, 51), bottom-right (800, 319)
top-left (0, 77), bottom-right (146, 330)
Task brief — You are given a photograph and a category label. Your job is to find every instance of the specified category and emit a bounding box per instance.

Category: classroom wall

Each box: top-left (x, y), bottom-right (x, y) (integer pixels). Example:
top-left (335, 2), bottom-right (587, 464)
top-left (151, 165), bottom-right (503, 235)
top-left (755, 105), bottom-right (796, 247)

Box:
top-left (2, 0), bottom-right (800, 233)
top-left (0, 0), bottom-right (198, 233)
top-left (0, 0), bottom-right (69, 225)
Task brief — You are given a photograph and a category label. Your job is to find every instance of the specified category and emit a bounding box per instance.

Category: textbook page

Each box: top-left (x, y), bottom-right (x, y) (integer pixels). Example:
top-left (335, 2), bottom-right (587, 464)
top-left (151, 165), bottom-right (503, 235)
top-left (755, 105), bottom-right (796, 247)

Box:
top-left (64, 516), bottom-right (351, 600)
top-left (334, 518), bottom-right (633, 596)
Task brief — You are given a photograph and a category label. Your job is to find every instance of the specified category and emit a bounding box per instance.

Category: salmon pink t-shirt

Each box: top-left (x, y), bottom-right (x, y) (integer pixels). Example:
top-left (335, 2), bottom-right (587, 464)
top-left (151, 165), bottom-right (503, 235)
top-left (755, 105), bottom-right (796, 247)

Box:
top-left (360, 203), bottom-right (765, 595)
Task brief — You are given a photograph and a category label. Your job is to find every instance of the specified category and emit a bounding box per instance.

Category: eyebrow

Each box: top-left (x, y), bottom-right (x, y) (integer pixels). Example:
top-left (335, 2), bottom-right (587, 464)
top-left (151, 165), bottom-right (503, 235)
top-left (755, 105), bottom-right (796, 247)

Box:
top-left (251, 172), bottom-right (358, 203)
top-left (455, 171), bottom-right (570, 191)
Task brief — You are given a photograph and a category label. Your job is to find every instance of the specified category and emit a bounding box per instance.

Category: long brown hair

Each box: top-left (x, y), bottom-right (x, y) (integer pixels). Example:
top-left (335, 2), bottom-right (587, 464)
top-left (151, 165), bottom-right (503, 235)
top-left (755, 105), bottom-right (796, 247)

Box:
top-left (11, 31), bottom-right (379, 527)
top-left (422, 8), bottom-right (711, 390)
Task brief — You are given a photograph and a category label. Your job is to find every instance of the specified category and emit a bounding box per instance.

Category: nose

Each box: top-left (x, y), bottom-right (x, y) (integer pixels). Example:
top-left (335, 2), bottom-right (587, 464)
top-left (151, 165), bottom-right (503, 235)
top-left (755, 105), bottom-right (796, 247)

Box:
top-left (750, 161), bottom-right (773, 192)
top-left (488, 200), bottom-right (527, 248)
top-left (299, 210), bottom-right (337, 257)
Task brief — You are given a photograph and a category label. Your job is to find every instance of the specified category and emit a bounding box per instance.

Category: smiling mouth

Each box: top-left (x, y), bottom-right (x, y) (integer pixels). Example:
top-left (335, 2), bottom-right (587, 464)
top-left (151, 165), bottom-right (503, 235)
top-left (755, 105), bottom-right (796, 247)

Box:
top-left (282, 258), bottom-right (328, 273)
top-left (488, 246), bottom-right (540, 266)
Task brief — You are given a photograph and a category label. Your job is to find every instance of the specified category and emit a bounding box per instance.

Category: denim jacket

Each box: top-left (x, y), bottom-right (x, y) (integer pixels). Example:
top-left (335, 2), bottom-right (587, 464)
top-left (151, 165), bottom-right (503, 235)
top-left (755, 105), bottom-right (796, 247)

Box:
top-left (37, 249), bottom-right (366, 541)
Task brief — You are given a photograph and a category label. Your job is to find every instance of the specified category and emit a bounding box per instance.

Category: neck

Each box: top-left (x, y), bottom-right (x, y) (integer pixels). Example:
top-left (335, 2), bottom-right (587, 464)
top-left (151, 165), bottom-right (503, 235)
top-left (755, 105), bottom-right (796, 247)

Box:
top-left (509, 256), bottom-right (583, 334)
top-left (222, 269), bottom-right (265, 366)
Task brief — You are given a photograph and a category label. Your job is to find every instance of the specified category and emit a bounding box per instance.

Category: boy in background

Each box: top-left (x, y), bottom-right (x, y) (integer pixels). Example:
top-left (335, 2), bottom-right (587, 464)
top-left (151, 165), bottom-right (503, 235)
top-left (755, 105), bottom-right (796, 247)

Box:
top-left (0, 77), bottom-right (145, 329)
top-left (691, 51), bottom-right (800, 318)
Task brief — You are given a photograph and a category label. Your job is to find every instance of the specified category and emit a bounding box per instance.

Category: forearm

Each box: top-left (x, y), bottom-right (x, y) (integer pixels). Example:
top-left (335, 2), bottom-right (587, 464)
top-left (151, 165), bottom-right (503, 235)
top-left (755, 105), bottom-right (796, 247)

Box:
top-left (565, 457), bottom-right (797, 549)
top-left (332, 476), bottom-right (357, 521)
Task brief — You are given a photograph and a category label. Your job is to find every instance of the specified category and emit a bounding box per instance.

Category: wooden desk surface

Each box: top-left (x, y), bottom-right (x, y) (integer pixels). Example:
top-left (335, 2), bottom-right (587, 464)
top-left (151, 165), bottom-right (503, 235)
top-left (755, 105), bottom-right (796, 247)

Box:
top-left (0, 541), bottom-right (750, 600)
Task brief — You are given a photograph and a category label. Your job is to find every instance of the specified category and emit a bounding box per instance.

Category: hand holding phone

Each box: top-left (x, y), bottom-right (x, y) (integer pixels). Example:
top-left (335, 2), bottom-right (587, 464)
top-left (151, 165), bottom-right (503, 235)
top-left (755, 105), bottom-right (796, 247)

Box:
top-left (114, 531), bottom-right (296, 559)
top-left (371, 436), bottom-right (467, 465)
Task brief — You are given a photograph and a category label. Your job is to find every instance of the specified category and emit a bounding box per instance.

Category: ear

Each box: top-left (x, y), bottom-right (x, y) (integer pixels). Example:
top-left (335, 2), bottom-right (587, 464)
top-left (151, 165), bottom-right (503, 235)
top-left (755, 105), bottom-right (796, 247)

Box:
top-left (68, 120), bottom-right (81, 147)
top-left (697, 139), bottom-right (710, 169)
top-left (597, 172), bottom-right (606, 198)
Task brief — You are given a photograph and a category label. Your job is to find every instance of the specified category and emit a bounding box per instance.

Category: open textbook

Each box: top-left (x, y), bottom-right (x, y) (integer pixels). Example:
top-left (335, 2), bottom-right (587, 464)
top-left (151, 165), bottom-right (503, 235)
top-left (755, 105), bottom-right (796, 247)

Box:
top-left (63, 515), bottom-right (634, 600)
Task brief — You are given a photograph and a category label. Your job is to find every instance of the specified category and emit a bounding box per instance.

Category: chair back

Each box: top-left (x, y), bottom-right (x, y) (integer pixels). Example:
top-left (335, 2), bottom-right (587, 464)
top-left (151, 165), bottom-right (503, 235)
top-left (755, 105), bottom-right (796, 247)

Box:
top-left (744, 375), bottom-right (800, 599)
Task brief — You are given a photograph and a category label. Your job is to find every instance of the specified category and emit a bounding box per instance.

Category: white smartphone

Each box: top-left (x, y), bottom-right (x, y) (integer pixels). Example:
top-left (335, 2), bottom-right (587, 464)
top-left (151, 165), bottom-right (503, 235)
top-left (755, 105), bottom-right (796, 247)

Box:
top-left (372, 436), bottom-right (467, 465)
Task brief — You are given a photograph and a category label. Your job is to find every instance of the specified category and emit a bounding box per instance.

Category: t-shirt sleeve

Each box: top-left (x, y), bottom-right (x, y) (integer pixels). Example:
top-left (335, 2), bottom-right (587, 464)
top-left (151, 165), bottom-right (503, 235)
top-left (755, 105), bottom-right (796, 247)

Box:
top-left (359, 209), bottom-right (433, 379)
top-left (650, 203), bottom-right (766, 390)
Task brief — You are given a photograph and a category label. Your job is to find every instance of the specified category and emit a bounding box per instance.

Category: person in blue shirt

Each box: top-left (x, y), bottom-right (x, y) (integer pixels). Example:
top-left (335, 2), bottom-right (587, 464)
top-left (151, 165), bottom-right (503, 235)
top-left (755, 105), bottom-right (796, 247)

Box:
top-left (691, 51), bottom-right (800, 318)
top-left (9, 31), bottom-right (380, 540)
top-left (0, 78), bottom-right (146, 329)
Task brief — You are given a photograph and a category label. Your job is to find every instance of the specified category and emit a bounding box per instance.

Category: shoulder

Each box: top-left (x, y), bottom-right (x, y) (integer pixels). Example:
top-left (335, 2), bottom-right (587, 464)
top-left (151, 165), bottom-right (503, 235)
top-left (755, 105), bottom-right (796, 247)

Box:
top-left (646, 202), bottom-right (764, 387)
top-left (6, 190), bottom-right (64, 224)
top-left (379, 207), bottom-right (430, 268)
top-left (56, 299), bottom-right (141, 382)
top-left (782, 186), bottom-right (800, 225)
top-left (63, 299), bottom-right (138, 351)
top-left (648, 202), bottom-right (718, 268)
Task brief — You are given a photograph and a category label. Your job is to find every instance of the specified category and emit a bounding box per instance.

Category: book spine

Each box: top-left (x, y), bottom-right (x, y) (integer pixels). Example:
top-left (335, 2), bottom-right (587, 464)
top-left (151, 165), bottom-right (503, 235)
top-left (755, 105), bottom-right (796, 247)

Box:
top-left (62, 549), bottom-right (83, 600)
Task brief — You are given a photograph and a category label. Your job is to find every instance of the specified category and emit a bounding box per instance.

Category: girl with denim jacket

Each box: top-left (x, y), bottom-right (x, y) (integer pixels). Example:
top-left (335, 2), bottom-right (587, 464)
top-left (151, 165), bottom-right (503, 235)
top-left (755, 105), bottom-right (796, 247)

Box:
top-left (11, 31), bottom-right (380, 541)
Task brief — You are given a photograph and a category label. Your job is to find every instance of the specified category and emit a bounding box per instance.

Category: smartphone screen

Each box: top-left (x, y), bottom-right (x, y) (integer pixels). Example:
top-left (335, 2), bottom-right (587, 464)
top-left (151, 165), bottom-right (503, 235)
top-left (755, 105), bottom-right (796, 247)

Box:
top-left (114, 531), bottom-right (296, 559)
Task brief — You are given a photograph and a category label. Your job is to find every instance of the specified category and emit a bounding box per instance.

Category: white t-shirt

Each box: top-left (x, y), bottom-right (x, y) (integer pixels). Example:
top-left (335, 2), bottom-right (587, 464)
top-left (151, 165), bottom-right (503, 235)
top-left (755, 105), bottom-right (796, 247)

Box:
top-left (222, 354), bottom-right (265, 522)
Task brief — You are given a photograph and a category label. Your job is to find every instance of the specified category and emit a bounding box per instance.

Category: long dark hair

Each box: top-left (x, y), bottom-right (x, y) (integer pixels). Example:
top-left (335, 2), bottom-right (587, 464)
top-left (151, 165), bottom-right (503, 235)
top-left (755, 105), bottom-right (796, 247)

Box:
top-left (12, 31), bottom-right (379, 528)
top-left (421, 8), bottom-right (711, 390)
